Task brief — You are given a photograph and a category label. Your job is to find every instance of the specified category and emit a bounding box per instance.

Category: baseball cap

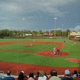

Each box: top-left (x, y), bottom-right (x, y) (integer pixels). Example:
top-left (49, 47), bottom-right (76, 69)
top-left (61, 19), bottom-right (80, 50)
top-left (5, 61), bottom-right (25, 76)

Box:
top-left (65, 70), bottom-right (70, 75)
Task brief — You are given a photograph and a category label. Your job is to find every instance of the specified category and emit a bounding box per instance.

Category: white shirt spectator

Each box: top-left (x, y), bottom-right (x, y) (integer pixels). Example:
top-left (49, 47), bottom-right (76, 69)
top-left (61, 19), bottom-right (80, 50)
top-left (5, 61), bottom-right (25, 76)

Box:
top-left (38, 76), bottom-right (47, 80)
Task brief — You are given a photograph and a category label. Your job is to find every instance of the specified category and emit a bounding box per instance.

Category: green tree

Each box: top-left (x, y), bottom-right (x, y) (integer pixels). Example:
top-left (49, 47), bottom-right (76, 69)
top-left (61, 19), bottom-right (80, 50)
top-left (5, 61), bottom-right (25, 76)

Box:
top-left (50, 30), bottom-right (55, 36)
top-left (37, 30), bottom-right (43, 36)
top-left (65, 29), bottom-right (71, 37)
top-left (32, 31), bottom-right (38, 36)
top-left (56, 30), bottom-right (62, 36)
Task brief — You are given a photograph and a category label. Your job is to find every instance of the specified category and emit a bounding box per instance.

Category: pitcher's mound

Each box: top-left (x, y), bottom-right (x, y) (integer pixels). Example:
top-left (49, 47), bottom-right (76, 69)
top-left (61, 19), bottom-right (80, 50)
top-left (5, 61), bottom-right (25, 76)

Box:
top-left (37, 51), bottom-right (68, 57)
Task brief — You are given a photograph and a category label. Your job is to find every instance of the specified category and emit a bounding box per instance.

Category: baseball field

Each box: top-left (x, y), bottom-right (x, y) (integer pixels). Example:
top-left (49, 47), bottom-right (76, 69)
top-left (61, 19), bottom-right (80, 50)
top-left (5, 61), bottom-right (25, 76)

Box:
top-left (0, 38), bottom-right (80, 75)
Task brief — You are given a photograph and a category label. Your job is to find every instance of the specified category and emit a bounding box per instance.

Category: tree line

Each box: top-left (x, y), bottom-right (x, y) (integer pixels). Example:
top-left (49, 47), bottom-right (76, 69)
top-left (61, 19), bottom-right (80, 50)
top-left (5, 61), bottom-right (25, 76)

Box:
top-left (0, 29), bottom-right (70, 38)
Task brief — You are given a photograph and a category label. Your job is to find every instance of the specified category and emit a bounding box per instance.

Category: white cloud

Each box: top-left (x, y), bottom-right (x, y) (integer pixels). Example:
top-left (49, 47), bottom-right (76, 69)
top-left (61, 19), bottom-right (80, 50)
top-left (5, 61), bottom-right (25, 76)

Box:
top-left (70, 25), bottom-right (80, 31)
top-left (74, 25), bottom-right (80, 31)
top-left (20, 0), bottom-right (76, 17)
top-left (0, 0), bottom-right (77, 18)
top-left (1, 0), bottom-right (76, 16)
top-left (0, 17), bottom-right (10, 20)
top-left (1, 3), bottom-right (18, 11)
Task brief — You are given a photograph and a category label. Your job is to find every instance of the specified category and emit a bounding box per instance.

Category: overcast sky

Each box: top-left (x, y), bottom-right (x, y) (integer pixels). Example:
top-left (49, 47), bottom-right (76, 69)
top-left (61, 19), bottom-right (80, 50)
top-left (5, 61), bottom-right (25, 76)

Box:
top-left (0, 0), bottom-right (80, 31)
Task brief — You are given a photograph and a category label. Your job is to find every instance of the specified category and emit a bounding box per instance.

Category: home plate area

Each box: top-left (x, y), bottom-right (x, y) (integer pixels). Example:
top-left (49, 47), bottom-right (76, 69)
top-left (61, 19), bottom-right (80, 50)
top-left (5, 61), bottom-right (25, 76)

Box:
top-left (37, 51), bottom-right (68, 57)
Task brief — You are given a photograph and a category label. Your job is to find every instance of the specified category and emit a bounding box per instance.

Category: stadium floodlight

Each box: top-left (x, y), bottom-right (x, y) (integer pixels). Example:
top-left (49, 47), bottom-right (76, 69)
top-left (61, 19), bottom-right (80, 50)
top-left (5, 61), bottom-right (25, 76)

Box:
top-left (22, 18), bottom-right (25, 21)
top-left (54, 17), bottom-right (57, 37)
top-left (54, 17), bottom-right (57, 20)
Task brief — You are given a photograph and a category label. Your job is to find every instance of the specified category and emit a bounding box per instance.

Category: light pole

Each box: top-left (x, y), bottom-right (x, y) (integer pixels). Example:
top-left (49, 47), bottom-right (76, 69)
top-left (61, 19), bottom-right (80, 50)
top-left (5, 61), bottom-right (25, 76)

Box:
top-left (54, 17), bottom-right (57, 37)
top-left (62, 24), bottom-right (64, 37)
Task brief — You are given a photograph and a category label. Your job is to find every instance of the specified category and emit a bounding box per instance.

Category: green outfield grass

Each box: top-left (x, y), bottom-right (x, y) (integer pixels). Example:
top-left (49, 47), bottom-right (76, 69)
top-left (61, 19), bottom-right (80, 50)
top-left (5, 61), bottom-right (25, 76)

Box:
top-left (0, 38), bottom-right (80, 67)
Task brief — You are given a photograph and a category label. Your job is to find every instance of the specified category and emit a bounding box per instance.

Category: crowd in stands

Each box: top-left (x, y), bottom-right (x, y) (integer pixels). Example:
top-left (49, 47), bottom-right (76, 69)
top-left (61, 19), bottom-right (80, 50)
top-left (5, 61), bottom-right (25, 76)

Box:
top-left (0, 69), bottom-right (80, 80)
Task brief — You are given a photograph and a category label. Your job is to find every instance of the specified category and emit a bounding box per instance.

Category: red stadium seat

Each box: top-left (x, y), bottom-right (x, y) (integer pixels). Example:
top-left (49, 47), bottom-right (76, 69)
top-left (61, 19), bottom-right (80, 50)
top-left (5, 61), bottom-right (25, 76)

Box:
top-left (74, 77), bottom-right (80, 80)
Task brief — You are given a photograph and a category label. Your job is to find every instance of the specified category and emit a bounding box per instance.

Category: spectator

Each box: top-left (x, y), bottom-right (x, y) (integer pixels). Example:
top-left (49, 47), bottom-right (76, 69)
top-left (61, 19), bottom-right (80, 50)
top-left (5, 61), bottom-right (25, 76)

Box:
top-left (17, 71), bottom-right (27, 80)
top-left (49, 69), bottom-right (61, 80)
top-left (4, 71), bottom-right (15, 80)
top-left (35, 72), bottom-right (39, 80)
top-left (78, 71), bottom-right (80, 77)
top-left (44, 73), bottom-right (48, 80)
top-left (18, 72), bottom-right (24, 80)
top-left (0, 76), bottom-right (3, 80)
top-left (21, 71), bottom-right (28, 79)
top-left (61, 69), bottom-right (73, 80)
top-left (38, 70), bottom-right (47, 80)
top-left (28, 72), bottom-right (34, 80)
top-left (71, 70), bottom-right (78, 78)
top-left (74, 71), bottom-right (80, 80)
